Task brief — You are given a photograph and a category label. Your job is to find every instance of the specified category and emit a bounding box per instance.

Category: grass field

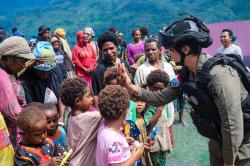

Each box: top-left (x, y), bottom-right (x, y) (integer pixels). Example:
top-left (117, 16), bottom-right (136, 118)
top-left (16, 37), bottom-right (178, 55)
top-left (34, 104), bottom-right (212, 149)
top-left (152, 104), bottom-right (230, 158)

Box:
top-left (167, 107), bottom-right (210, 166)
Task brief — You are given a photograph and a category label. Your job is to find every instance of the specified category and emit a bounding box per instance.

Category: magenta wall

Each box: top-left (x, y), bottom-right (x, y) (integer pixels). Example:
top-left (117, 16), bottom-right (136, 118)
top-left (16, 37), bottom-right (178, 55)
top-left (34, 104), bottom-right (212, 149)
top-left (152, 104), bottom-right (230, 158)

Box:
top-left (203, 20), bottom-right (250, 67)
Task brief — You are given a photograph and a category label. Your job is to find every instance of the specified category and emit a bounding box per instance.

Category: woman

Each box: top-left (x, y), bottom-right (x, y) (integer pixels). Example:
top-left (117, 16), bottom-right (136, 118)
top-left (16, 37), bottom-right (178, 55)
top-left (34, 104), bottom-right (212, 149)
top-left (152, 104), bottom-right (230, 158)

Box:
top-left (0, 36), bottom-right (35, 147)
top-left (72, 31), bottom-right (97, 86)
top-left (127, 28), bottom-right (145, 71)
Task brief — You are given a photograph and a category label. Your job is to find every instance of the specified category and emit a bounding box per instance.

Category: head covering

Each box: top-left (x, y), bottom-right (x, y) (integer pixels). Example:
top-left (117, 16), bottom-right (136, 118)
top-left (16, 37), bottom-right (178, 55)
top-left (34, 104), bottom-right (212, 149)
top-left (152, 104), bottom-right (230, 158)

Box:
top-left (0, 36), bottom-right (35, 60)
top-left (50, 36), bottom-right (60, 45)
top-left (159, 15), bottom-right (212, 49)
top-left (97, 31), bottom-right (119, 50)
top-left (32, 41), bottom-right (56, 71)
top-left (13, 31), bottom-right (25, 37)
top-left (38, 25), bottom-right (50, 35)
top-left (84, 27), bottom-right (95, 37)
top-left (54, 28), bottom-right (66, 38)
top-left (159, 14), bottom-right (212, 65)
top-left (29, 38), bottom-right (37, 44)
top-left (77, 31), bottom-right (84, 47)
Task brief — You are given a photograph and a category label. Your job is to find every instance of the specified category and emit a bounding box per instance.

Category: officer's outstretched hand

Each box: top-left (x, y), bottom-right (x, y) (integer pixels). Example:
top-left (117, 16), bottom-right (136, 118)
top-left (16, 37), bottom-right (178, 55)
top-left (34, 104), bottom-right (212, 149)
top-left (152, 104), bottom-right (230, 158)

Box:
top-left (118, 63), bottom-right (139, 94)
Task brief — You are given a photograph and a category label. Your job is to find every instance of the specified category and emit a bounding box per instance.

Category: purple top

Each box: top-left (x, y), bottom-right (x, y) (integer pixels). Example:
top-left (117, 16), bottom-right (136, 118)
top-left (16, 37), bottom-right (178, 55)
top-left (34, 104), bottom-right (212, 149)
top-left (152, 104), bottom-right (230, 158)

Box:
top-left (127, 41), bottom-right (145, 65)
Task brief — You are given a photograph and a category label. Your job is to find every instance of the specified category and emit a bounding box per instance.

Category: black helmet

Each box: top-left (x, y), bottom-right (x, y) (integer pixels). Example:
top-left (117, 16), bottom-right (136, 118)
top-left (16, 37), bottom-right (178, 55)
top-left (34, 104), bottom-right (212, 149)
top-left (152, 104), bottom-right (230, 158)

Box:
top-left (159, 15), bottom-right (212, 49)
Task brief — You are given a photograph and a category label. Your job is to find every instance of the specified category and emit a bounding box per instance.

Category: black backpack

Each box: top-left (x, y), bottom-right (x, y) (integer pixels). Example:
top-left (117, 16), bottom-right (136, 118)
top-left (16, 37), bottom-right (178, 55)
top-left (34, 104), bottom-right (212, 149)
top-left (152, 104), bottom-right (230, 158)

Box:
top-left (195, 53), bottom-right (250, 137)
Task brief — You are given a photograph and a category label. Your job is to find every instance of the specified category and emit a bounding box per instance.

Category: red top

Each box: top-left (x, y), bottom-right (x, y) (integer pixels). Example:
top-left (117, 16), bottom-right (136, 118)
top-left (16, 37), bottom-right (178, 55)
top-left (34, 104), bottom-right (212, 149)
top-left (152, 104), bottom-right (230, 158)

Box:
top-left (72, 31), bottom-right (97, 78)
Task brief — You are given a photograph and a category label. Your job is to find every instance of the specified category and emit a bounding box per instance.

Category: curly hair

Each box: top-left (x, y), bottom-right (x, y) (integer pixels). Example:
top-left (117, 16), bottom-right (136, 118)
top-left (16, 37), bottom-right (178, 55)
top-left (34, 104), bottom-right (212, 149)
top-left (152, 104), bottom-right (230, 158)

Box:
top-left (38, 103), bottom-right (59, 114)
top-left (60, 77), bottom-right (89, 107)
top-left (25, 102), bottom-right (43, 108)
top-left (146, 69), bottom-right (170, 87)
top-left (97, 31), bottom-right (119, 50)
top-left (104, 66), bottom-right (119, 85)
top-left (140, 26), bottom-right (148, 37)
top-left (17, 106), bottom-right (46, 132)
top-left (98, 85), bottom-right (130, 121)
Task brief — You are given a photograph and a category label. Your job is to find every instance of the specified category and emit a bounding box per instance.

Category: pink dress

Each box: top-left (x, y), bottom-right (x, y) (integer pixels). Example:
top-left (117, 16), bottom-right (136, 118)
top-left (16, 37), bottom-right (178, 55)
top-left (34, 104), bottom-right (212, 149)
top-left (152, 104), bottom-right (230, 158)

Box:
top-left (96, 124), bottom-right (131, 166)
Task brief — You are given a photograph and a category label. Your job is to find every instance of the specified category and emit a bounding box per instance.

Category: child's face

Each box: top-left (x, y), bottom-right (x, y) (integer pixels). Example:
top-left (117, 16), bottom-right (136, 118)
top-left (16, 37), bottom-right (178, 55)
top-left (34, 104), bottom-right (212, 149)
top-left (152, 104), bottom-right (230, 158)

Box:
top-left (23, 119), bottom-right (47, 145)
top-left (78, 88), bottom-right (94, 111)
top-left (109, 79), bottom-right (118, 85)
top-left (52, 41), bottom-right (60, 51)
top-left (136, 101), bottom-right (146, 114)
top-left (44, 108), bottom-right (59, 136)
top-left (148, 82), bottom-right (165, 92)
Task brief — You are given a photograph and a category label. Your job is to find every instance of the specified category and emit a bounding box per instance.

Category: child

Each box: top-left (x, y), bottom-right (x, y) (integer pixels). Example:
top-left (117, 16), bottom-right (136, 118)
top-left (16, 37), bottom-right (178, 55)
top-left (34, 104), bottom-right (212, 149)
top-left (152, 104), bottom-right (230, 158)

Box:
top-left (50, 36), bottom-right (67, 80)
top-left (60, 77), bottom-right (103, 165)
top-left (96, 85), bottom-right (144, 166)
top-left (15, 106), bottom-right (60, 165)
top-left (144, 70), bottom-right (175, 166)
top-left (38, 103), bottom-right (67, 155)
top-left (104, 66), bottom-right (140, 142)
top-left (104, 66), bottom-right (137, 122)
top-left (134, 98), bottom-right (153, 166)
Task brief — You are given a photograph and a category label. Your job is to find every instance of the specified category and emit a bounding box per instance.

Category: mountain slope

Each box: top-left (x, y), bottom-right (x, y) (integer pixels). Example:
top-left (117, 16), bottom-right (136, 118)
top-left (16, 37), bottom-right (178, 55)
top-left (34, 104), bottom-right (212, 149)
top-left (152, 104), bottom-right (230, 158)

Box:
top-left (1, 0), bottom-right (250, 44)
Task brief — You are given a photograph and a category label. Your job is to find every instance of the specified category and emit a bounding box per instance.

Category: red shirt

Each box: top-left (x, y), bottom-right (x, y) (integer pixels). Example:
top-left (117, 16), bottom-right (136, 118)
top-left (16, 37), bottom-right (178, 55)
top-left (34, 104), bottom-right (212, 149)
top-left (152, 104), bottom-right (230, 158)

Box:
top-left (72, 43), bottom-right (97, 78)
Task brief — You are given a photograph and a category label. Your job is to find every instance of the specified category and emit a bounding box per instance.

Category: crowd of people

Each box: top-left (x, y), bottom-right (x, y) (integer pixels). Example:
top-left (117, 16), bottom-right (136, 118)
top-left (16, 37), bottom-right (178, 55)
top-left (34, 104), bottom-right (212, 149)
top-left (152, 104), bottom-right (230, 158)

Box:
top-left (0, 14), bottom-right (249, 166)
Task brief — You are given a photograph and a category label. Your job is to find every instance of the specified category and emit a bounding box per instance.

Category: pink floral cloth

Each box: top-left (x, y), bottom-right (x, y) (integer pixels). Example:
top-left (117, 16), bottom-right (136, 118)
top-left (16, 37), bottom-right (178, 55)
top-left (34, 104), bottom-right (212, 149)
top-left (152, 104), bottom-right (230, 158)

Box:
top-left (0, 68), bottom-right (22, 148)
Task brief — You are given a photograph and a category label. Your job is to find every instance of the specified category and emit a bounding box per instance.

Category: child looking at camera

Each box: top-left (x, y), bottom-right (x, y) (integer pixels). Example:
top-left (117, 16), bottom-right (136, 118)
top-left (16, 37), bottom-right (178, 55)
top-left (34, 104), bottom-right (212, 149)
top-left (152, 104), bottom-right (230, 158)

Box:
top-left (144, 70), bottom-right (175, 166)
top-left (38, 103), bottom-right (67, 155)
top-left (15, 106), bottom-right (61, 166)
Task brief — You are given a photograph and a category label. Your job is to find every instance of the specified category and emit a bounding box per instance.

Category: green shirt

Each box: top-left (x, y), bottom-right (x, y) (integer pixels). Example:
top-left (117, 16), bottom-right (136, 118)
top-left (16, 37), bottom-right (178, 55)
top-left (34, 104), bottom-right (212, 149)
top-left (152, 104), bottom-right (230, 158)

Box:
top-left (126, 100), bottom-right (137, 123)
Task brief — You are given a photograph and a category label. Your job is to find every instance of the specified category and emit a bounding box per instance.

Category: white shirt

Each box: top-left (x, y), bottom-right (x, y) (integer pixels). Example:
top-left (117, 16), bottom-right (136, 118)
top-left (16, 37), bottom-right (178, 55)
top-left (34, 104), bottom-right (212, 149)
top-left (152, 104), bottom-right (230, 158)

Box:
top-left (217, 43), bottom-right (243, 60)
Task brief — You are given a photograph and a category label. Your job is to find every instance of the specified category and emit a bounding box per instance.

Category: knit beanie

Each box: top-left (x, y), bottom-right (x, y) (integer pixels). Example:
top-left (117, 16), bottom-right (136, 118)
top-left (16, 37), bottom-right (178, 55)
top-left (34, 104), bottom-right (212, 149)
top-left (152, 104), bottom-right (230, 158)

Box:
top-left (0, 36), bottom-right (35, 60)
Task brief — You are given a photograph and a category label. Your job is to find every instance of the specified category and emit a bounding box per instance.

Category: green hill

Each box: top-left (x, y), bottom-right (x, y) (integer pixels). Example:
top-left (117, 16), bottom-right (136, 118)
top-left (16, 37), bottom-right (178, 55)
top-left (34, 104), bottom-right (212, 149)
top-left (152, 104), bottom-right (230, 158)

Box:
top-left (1, 0), bottom-right (250, 45)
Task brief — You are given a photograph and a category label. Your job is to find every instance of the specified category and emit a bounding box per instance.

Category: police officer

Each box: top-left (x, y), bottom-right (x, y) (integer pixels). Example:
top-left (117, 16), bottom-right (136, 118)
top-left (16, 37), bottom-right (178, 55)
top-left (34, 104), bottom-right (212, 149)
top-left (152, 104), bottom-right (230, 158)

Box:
top-left (120, 16), bottom-right (250, 166)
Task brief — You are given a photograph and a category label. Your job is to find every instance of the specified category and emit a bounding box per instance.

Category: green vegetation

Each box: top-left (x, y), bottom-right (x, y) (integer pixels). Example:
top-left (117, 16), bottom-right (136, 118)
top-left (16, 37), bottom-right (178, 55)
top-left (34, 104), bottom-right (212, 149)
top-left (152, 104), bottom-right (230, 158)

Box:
top-left (168, 108), bottom-right (210, 166)
top-left (1, 0), bottom-right (250, 45)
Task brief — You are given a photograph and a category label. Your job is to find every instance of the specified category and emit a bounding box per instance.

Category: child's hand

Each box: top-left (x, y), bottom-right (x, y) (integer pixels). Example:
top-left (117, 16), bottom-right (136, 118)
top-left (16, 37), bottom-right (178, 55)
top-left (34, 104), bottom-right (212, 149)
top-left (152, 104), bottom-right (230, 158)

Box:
top-left (131, 145), bottom-right (144, 161)
top-left (57, 145), bottom-right (65, 155)
top-left (53, 155), bottom-right (63, 166)
top-left (125, 136), bottom-right (135, 146)
top-left (146, 136), bottom-right (155, 146)
top-left (143, 142), bottom-right (151, 151)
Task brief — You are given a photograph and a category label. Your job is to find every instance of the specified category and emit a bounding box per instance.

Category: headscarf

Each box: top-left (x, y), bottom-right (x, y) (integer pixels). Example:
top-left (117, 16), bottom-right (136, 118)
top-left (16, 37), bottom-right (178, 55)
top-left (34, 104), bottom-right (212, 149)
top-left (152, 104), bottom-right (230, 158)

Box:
top-left (84, 27), bottom-right (95, 37)
top-left (54, 28), bottom-right (66, 38)
top-left (77, 31), bottom-right (84, 47)
top-left (32, 41), bottom-right (56, 71)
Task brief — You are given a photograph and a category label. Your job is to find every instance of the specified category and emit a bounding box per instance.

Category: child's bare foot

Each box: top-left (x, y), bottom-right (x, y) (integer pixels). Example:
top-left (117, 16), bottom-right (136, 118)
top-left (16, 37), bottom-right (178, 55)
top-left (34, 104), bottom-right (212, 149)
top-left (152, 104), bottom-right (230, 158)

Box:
top-left (179, 119), bottom-right (188, 126)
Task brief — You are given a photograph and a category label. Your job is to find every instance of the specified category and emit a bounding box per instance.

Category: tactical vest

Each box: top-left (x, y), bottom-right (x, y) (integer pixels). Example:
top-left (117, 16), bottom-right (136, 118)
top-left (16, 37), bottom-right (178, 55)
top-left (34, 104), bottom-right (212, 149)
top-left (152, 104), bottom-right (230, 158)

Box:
top-left (180, 53), bottom-right (250, 140)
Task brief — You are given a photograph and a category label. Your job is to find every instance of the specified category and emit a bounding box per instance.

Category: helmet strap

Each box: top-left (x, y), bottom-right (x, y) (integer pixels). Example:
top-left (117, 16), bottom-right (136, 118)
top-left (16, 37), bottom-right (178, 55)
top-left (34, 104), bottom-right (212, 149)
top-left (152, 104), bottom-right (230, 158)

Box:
top-left (176, 48), bottom-right (189, 66)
